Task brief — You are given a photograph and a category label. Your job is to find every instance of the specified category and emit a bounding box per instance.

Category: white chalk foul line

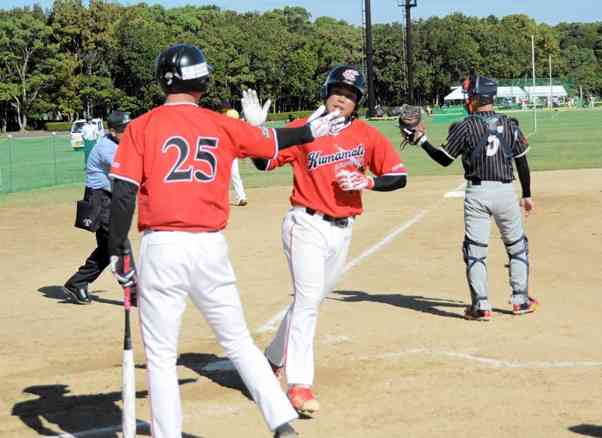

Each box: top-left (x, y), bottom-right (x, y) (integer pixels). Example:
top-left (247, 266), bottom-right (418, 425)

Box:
top-left (341, 209), bottom-right (428, 275)
top-left (256, 307), bottom-right (288, 334)
top-left (368, 348), bottom-right (602, 369)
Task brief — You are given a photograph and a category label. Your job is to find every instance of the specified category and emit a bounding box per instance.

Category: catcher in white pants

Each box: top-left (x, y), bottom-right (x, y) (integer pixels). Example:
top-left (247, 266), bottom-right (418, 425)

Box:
top-left (244, 65), bottom-right (408, 416)
top-left (107, 44), bottom-right (345, 438)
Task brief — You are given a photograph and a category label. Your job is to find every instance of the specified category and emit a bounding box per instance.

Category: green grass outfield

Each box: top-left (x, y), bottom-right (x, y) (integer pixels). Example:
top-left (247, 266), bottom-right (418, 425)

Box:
top-left (0, 108), bottom-right (600, 198)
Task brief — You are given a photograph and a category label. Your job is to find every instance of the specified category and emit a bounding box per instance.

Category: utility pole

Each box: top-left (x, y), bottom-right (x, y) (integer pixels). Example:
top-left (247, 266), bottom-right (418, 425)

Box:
top-left (364, 0), bottom-right (376, 117)
top-left (397, 1), bottom-right (417, 104)
top-left (548, 54), bottom-right (553, 109)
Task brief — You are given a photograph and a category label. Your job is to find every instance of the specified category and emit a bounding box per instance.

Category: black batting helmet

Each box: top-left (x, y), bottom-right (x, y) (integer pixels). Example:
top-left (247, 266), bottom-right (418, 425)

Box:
top-left (464, 73), bottom-right (497, 99)
top-left (320, 65), bottom-right (366, 104)
top-left (107, 111), bottom-right (131, 133)
top-left (155, 44), bottom-right (211, 94)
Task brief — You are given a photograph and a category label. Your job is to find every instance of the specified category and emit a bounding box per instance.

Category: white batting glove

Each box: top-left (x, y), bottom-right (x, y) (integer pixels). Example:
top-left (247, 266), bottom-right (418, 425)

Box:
top-left (241, 89), bottom-right (271, 127)
top-left (307, 105), bottom-right (326, 123)
top-left (308, 109), bottom-right (344, 138)
top-left (335, 169), bottom-right (374, 191)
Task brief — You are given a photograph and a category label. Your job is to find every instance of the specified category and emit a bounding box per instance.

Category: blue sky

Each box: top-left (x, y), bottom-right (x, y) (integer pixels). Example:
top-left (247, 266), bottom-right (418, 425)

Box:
top-left (2, 0), bottom-right (600, 25)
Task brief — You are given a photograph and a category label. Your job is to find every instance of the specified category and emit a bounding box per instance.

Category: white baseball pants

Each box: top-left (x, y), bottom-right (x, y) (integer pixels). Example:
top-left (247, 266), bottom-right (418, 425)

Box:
top-left (230, 159), bottom-right (247, 203)
top-left (266, 207), bottom-right (353, 386)
top-left (137, 230), bottom-right (297, 438)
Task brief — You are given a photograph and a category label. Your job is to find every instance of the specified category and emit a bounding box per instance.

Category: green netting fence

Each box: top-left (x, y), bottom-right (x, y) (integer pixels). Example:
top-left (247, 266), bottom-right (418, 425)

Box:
top-left (431, 105), bottom-right (467, 124)
top-left (0, 134), bottom-right (86, 194)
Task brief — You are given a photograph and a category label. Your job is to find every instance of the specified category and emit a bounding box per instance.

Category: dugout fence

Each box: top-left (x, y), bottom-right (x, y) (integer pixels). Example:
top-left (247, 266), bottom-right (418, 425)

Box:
top-left (0, 134), bottom-right (85, 194)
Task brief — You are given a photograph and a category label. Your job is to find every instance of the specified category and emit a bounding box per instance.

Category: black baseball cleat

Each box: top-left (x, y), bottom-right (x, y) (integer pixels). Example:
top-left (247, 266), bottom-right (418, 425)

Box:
top-left (273, 423), bottom-right (298, 438)
top-left (62, 285), bottom-right (91, 305)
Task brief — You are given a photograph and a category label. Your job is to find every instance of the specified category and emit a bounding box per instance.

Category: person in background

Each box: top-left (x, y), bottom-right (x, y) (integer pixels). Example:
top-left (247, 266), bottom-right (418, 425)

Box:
top-left (223, 100), bottom-right (248, 206)
top-left (63, 111), bottom-right (131, 304)
top-left (82, 119), bottom-right (99, 166)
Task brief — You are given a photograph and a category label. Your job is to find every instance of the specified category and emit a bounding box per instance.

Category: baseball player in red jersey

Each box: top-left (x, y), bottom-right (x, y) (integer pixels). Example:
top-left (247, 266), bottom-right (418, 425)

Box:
top-left (107, 44), bottom-right (344, 438)
top-left (246, 65), bottom-right (408, 416)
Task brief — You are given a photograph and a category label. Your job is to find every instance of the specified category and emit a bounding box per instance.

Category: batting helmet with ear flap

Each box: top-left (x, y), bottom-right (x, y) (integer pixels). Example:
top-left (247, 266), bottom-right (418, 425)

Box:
top-left (320, 65), bottom-right (366, 104)
top-left (155, 44), bottom-right (212, 94)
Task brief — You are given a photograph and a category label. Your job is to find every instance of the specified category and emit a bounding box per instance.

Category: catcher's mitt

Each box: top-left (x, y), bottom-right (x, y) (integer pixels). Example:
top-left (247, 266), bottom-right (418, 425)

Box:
top-left (398, 104), bottom-right (422, 151)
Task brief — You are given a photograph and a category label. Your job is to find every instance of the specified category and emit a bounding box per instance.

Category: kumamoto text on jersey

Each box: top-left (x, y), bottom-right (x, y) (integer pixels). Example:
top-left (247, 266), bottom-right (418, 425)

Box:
top-left (307, 144), bottom-right (365, 170)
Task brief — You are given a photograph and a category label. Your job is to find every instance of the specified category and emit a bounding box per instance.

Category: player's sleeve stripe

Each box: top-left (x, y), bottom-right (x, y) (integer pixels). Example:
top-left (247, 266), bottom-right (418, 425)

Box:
top-left (514, 147), bottom-right (530, 158)
top-left (441, 148), bottom-right (456, 160)
top-left (270, 127), bottom-right (279, 160)
top-left (381, 171), bottom-right (407, 176)
top-left (110, 173), bottom-right (140, 187)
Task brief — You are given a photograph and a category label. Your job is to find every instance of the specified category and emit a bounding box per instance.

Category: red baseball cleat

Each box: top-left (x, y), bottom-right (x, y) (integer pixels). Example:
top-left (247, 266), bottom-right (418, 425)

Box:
top-left (513, 296), bottom-right (539, 315)
top-left (287, 385), bottom-right (319, 416)
top-left (464, 306), bottom-right (493, 321)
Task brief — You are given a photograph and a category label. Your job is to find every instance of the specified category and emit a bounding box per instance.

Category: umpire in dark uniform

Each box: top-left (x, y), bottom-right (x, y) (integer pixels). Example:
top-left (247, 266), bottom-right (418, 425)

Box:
top-left (63, 111), bottom-right (131, 304)
top-left (405, 72), bottom-right (538, 321)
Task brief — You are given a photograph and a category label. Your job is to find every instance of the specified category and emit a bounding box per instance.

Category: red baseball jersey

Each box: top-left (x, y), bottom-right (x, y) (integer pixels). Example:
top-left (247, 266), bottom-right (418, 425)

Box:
top-left (267, 117), bottom-right (406, 217)
top-left (110, 103), bottom-right (278, 232)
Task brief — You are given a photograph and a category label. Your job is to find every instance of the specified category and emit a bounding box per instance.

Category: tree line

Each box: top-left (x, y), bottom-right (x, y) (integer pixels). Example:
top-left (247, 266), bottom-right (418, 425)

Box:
top-left (0, 0), bottom-right (600, 131)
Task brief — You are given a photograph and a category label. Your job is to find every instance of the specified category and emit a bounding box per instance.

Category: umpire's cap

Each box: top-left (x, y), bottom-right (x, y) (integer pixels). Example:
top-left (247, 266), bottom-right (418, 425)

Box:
top-left (155, 44), bottom-right (212, 94)
top-left (464, 73), bottom-right (497, 99)
top-left (107, 111), bottom-right (131, 133)
top-left (320, 65), bottom-right (366, 104)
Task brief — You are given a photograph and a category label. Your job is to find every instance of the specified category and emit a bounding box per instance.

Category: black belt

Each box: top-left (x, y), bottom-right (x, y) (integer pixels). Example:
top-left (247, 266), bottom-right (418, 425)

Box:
top-left (305, 208), bottom-right (350, 227)
top-left (468, 178), bottom-right (512, 185)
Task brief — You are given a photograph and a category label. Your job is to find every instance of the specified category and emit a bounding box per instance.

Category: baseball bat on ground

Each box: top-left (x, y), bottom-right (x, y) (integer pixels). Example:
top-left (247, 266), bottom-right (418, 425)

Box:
top-left (122, 255), bottom-right (136, 438)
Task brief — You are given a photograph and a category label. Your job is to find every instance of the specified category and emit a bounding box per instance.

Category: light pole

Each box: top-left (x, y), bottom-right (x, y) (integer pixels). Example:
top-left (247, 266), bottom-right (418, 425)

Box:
top-left (364, 0), bottom-right (376, 117)
top-left (397, 0), bottom-right (417, 104)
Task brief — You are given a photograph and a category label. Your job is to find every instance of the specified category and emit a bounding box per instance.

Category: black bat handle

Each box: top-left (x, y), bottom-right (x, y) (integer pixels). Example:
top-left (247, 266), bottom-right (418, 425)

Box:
top-left (124, 306), bottom-right (132, 350)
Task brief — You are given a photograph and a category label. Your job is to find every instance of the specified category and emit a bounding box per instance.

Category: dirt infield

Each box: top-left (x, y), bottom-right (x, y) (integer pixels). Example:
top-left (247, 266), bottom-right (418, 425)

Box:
top-left (1, 169), bottom-right (601, 438)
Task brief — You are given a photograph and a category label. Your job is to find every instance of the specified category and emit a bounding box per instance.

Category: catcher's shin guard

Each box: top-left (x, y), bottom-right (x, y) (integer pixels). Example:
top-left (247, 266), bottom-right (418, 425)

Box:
top-left (505, 235), bottom-right (530, 304)
top-left (463, 236), bottom-right (489, 308)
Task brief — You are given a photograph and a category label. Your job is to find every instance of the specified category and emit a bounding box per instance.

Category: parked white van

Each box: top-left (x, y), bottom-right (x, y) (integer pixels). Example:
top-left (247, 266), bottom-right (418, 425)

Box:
top-left (70, 118), bottom-right (104, 150)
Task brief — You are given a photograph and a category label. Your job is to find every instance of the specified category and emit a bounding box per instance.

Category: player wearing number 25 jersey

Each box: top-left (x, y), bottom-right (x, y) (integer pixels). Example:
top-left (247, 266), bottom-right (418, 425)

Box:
top-left (107, 44), bottom-right (344, 438)
top-left (111, 103), bottom-right (276, 232)
top-left (251, 65), bottom-right (407, 418)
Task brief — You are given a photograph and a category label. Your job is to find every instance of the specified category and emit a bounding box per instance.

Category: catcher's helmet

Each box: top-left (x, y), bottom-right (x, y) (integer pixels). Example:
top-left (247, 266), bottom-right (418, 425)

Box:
top-left (107, 111), bottom-right (131, 133)
top-left (464, 73), bottom-right (497, 99)
top-left (320, 65), bottom-right (366, 104)
top-left (155, 44), bottom-right (211, 94)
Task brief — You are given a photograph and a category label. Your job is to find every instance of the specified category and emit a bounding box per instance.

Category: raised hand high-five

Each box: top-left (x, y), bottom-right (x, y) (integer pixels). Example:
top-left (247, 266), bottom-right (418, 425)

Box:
top-left (241, 89), bottom-right (271, 127)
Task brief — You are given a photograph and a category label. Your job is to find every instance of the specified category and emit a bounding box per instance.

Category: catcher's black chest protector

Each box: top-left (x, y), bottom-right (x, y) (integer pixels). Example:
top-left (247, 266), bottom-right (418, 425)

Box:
top-left (470, 114), bottom-right (513, 166)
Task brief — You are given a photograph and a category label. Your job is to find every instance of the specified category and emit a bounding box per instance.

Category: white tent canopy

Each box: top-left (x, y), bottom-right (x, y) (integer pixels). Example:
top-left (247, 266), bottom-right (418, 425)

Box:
top-left (445, 85), bottom-right (529, 101)
top-left (524, 85), bottom-right (568, 97)
top-left (497, 86), bottom-right (527, 98)
top-left (444, 86), bottom-right (464, 101)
